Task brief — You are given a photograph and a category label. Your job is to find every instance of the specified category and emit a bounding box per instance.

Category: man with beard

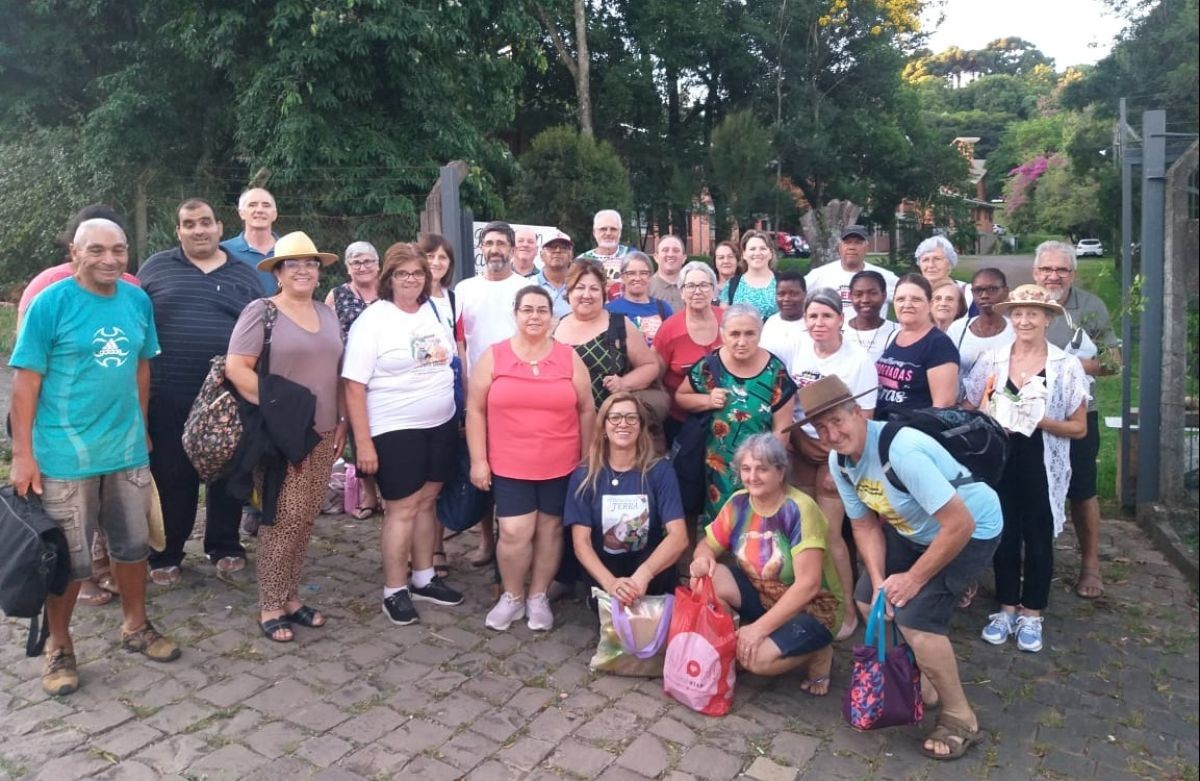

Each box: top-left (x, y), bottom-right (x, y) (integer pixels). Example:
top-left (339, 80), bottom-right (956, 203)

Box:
top-left (1031, 240), bottom-right (1117, 600)
top-left (137, 199), bottom-right (263, 585)
top-left (221, 187), bottom-right (280, 294)
top-left (535, 229), bottom-right (573, 318)
top-left (512, 227), bottom-right (541, 278)
top-left (579, 209), bottom-right (632, 297)
top-left (648, 235), bottom-right (686, 312)
top-left (804, 225), bottom-right (897, 318)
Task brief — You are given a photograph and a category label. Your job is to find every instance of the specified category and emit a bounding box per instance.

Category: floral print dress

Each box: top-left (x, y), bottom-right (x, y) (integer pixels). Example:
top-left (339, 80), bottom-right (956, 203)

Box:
top-left (687, 351), bottom-right (796, 526)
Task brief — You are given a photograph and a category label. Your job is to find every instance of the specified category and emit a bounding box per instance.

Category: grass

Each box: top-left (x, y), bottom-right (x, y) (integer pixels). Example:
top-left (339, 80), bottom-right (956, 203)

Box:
top-left (0, 303), bottom-right (14, 353)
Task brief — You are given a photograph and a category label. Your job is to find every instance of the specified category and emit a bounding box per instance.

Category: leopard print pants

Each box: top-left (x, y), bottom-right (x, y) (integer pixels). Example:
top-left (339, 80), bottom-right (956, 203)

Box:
top-left (257, 432), bottom-right (339, 612)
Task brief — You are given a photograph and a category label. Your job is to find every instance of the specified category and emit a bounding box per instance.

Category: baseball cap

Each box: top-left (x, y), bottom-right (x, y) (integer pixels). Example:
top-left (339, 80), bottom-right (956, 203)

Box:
top-left (841, 225), bottom-right (868, 240)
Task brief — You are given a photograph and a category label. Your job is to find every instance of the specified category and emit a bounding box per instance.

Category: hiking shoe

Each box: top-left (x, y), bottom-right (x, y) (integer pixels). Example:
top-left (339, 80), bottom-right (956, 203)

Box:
top-left (1015, 615), bottom-right (1044, 652)
top-left (981, 612), bottom-right (1015, 645)
top-left (382, 590), bottom-right (419, 626)
top-left (485, 592), bottom-right (526, 631)
top-left (42, 649), bottom-right (79, 696)
top-left (121, 621), bottom-right (180, 662)
top-left (526, 593), bottom-right (554, 632)
top-left (410, 576), bottom-right (463, 607)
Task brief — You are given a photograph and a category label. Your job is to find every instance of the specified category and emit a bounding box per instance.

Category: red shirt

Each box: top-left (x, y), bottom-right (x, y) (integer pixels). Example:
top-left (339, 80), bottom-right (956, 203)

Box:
top-left (653, 308), bottom-right (725, 421)
top-left (487, 339), bottom-right (581, 480)
top-left (18, 263), bottom-right (141, 315)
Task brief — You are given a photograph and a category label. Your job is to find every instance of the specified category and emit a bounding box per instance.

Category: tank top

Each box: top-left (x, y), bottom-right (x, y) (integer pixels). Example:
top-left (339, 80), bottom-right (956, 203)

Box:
top-left (487, 339), bottom-right (581, 480)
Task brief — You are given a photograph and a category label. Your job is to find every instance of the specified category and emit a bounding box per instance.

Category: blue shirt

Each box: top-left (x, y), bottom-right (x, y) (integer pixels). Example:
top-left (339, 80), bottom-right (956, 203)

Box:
top-left (830, 420), bottom-right (1001, 546)
top-left (535, 269), bottom-right (571, 319)
top-left (606, 297), bottom-right (673, 345)
top-left (10, 279), bottom-right (160, 479)
top-left (564, 460), bottom-right (684, 556)
top-left (220, 232), bottom-right (278, 294)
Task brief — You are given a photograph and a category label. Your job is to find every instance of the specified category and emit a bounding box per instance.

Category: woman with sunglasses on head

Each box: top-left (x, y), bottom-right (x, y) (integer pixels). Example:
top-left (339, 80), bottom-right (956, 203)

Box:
top-left (566, 393), bottom-right (689, 609)
top-left (226, 232), bottom-right (346, 643)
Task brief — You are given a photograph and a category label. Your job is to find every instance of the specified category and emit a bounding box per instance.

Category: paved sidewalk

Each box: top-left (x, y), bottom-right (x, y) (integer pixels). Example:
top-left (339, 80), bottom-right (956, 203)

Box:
top-left (1, 511), bottom-right (1196, 780)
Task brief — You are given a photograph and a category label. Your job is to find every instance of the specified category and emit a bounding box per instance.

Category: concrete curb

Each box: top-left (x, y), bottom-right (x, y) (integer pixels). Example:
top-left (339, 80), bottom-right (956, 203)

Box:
top-left (1137, 502), bottom-right (1200, 589)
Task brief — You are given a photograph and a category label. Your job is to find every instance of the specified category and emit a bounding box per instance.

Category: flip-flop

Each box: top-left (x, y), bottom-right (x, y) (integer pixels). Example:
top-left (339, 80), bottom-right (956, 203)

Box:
top-left (433, 550), bottom-right (450, 579)
top-left (215, 556), bottom-right (246, 573)
top-left (149, 566), bottom-right (182, 586)
top-left (920, 713), bottom-right (981, 761)
top-left (1075, 568), bottom-right (1104, 599)
top-left (799, 677), bottom-right (830, 697)
top-left (259, 617), bottom-right (294, 643)
top-left (350, 505), bottom-right (379, 520)
top-left (97, 574), bottom-right (120, 596)
top-left (285, 605), bottom-right (326, 628)
top-left (957, 581), bottom-right (979, 609)
top-left (77, 582), bottom-right (114, 607)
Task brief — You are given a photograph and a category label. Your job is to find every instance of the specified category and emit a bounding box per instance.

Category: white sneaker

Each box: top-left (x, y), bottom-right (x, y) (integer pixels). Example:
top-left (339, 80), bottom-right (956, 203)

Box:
top-left (1015, 615), bottom-right (1044, 653)
top-left (981, 611), bottom-right (1015, 645)
top-left (526, 593), bottom-right (554, 631)
top-left (485, 592), bottom-right (526, 631)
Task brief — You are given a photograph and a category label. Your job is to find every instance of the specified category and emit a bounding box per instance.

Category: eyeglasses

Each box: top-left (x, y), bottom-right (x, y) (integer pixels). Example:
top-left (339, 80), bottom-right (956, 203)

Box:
top-left (281, 259), bottom-right (321, 271)
top-left (1034, 266), bottom-right (1073, 277)
top-left (682, 282), bottom-right (713, 292)
top-left (622, 269), bottom-right (651, 278)
top-left (347, 258), bottom-right (378, 268)
top-left (605, 412), bottom-right (641, 426)
top-left (971, 285), bottom-right (1004, 295)
top-left (481, 239), bottom-right (510, 249)
top-left (392, 269), bottom-right (427, 280)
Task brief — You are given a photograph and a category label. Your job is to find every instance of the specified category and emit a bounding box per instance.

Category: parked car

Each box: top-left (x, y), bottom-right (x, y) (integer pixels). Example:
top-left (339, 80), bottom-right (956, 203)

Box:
top-left (771, 231), bottom-right (811, 258)
top-left (1076, 238), bottom-right (1104, 257)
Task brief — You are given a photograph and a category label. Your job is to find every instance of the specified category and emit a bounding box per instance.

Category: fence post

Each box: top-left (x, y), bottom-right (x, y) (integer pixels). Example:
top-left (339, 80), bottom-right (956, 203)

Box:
top-left (1136, 110), bottom-right (1166, 505)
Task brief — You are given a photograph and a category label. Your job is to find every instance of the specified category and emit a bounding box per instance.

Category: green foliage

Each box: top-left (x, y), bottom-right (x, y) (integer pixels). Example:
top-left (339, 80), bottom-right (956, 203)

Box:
top-left (509, 126), bottom-right (633, 245)
top-left (707, 111), bottom-right (776, 233)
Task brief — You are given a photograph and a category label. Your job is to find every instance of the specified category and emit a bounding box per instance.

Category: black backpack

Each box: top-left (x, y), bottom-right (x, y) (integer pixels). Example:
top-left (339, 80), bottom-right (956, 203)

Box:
top-left (0, 487), bottom-right (71, 656)
top-left (840, 407), bottom-right (1008, 493)
top-left (668, 352), bottom-right (724, 516)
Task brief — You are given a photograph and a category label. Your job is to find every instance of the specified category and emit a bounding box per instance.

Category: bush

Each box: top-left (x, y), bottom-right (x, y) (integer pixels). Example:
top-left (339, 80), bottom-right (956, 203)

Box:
top-left (1016, 232), bottom-right (1066, 253)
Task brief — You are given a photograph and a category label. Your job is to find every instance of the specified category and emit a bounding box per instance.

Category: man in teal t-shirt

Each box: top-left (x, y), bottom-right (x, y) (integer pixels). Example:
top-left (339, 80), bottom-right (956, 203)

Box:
top-left (10, 218), bottom-right (181, 697)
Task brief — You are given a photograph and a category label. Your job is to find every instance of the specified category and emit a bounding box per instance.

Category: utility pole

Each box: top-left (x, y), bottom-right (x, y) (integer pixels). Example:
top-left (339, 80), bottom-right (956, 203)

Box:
top-left (1136, 110), bottom-right (1166, 505)
top-left (1118, 98), bottom-right (1135, 507)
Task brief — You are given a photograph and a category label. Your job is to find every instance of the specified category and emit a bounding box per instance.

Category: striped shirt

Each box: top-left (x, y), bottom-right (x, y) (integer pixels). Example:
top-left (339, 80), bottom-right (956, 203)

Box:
top-left (137, 247), bottom-right (262, 395)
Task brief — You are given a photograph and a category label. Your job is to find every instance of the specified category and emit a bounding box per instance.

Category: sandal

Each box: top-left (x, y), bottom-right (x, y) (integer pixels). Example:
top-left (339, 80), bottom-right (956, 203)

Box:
top-left (920, 713), bottom-right (981, 761)
top-left (799, 677), bottom-right (830, 697)
top-left (433, 550), bottom-right (450, 579)
top-left (350, 504), bottom-right (379, 520)
top-left (835, 615), bottom-right (859, 642)
top-left (285, 605), bottom-right (325, 628)
top-left (259, 617), bottom-right (294, 643)
top-left (957, 581), bottom-right (979, 609)
top-left (1075, 568), bottom-right (1104, 599)
top-left (121, 620), bottom-right (181, 662)
top-left (77, 581), bottom-right (114, 607)
top-left (149, 566), bottom-right (182, 586)
top-left (215, 556), bottom-right (246, 573)
top-left (97, 574), bottom-right (120, 595)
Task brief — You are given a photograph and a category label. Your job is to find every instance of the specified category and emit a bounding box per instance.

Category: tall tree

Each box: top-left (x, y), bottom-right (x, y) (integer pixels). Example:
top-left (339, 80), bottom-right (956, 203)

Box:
top-left (531, 0), bottom-right (593, 136)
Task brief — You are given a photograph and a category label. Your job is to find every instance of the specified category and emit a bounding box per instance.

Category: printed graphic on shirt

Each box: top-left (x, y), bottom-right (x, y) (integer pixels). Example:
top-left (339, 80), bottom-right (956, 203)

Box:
top-left (601, 494), bottom-right (650, 554)
top-left (92, 327), bottom-right (132, 368)
top-left (875, 355), bottom-right (914, 405)
top-left (636, 315), bottom-right (664, 343)
top-left (792, 369), bottom-right (822, 388)
top-left (411, 323), bottom-right (452, 367)
top-left (853, 476), bottom-right (916, 536)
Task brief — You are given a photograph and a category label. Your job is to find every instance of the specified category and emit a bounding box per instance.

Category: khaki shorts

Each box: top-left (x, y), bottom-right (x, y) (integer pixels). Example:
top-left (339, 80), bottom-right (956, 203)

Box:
top-left (42, 466), bottom-right (152, 581)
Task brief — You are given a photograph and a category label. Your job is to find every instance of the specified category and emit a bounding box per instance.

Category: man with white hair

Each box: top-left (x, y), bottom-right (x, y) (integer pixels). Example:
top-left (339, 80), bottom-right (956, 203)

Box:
top-left (804, 225), bottom-right (898, 317)
top-left (221, 187), bottom-right (279, 293)
top-left (10, 218), bottom-right (181, 696)
top-left (580, 209), bottom-right (632, 297)
top-left (512, 227), bottom-right (541, 278)
top-left (1031, 240), bottom-right (1117, 600)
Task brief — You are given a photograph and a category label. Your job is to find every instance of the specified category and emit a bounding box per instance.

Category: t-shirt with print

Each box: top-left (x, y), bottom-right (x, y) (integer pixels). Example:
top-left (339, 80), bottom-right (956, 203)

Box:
top-left (804, 262), bottom-right (899, 318)
top-left (842, 320), bottom-right (899, 364)
top-left (706, 487), bottom-right (843, 629)
top-left (606, 297), bottom-right (673, 345)
top-left (788, 339), bottom-right (877, 437)
top-left (580, 245), bottom-right (631, 299)
top-left (453, 273), bottom-right (529, 374)
top-left (874, 328), bottom-right (959, 420)
top-left (10, 279), bottom-right (160, 480)
top-left (829, 421), bottom-right (1002, 546)
top-left (342, 300), bottom-right (456, 436)
top-left (565, 460), bottom-right (684, 558)
top-left (946, 316), bottom-right (1014, 378)
top-left (759, 315), bottom-right (808, 366)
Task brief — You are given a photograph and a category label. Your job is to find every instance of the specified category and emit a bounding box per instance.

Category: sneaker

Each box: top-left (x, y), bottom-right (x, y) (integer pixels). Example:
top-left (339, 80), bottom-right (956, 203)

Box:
top-left (485, 592), bottom-right (526, 631)
top-left (526, 593), bottom-right (554, 632)
top-left (410, 576), bottom-right (463, 607)
top-left (1015, 615), bottom-right (1044, 652)
top-left (981, 611), bottom-right (1015, 645)
top-left (382, 590), bottom-right (419, 626)
top-left (42, 649), bottom-right (79, 696)
top-left (121, 620), bottom-right (181, 662)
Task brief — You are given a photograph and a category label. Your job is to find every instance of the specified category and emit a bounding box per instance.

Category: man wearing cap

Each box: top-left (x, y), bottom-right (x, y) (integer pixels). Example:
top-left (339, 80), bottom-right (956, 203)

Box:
top-left (137, 198), bottom-right (262, 586)
top-left (1031, 240), bottom-right (1118, 600)
top-left (580, 209), bottom-right (632, 297)
top-left (802, 375), bottom-right (1001, 761)
top-left (10, 218), bottom-right (182, 696)
top-left (536, 229), bottom-right (573, 319)
top-left (221, 187), bottom-right (280, 294)
top-left (648, 234), bottom-right (686, 312)
top-left (804, 225), bottom-right (898, 318)
top-left (513, 227), bottom-right (542, 278)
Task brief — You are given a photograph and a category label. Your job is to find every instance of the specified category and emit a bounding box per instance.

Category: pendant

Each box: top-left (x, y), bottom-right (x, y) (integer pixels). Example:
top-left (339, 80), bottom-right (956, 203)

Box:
top-left (611, 477), bottom-right (620, 486)
top-left (530, 360), bottom-right (540, 376)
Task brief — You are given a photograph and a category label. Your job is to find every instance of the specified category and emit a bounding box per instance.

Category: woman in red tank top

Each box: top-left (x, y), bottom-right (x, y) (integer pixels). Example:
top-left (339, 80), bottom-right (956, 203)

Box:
top-left (466, 286), bottom-right (595, 632)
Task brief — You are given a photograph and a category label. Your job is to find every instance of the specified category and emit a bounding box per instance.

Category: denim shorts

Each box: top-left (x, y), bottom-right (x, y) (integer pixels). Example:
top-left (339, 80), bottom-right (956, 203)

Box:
top-left (730, 567), bottom-right (833, 657)
top-left (41, 466), bottom-right (152, 581)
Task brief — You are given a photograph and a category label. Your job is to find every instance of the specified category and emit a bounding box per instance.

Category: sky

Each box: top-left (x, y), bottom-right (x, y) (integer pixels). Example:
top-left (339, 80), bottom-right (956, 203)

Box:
top-left (923, 0), bottom-right (1128, 68)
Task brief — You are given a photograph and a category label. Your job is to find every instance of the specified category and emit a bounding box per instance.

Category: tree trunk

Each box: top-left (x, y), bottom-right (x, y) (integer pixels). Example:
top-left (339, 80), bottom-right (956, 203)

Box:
top-left (573, 0), bottom-right (592, 136)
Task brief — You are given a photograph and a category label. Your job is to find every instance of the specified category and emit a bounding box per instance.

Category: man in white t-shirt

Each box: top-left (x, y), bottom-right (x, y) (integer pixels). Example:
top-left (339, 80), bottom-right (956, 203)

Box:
top-left (455, 221), bottom-right (530, 377)
top-left (759, 270), bottom-right (809, 365)
top-left (804, 225), bottom-right (898, 318)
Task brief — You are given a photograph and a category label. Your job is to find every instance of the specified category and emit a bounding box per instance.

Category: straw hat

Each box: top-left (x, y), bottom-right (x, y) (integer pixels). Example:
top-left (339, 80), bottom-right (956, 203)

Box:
top-left (256, 231), bottom-right (339, 272)
top-left (788, 375), bottom-right (876, 431)
top-left (994, 284), bottom-right (1064, 317)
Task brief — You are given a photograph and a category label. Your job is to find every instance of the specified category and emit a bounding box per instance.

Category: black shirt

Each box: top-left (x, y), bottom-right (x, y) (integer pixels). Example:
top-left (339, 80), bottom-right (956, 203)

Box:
top-left (137, 247), bottom-right (262, 395)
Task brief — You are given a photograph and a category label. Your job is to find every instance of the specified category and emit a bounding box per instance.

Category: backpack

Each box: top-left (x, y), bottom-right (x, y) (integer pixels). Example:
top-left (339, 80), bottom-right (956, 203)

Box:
top-left (0, 487), bottom-right (71, 656)
top-left (840, 407), bottom-right (1008, 494)
top-left (668, 352), bottom-right (724, 516)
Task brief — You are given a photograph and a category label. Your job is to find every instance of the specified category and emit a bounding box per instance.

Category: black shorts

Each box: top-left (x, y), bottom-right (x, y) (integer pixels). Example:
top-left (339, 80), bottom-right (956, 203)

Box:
top-left (492, 474), bottom-right (570, 518)
top-left (730, 568), bottom-right (833, 657)
top-left (1067, 410), bottom-right (1100, 501)
top-left (853, 523), bottom-right (999, 636)
top-left (373, 419), bottom-right (459, 501)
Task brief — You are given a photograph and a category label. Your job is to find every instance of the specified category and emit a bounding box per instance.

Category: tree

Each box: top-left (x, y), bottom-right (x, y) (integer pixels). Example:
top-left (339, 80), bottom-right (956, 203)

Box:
top-left (707, 111), bottom-right (776, 233)
top-left (509, 126), bottom-right (633, 245)
top-left (531, 0), bottom-right (593, 136)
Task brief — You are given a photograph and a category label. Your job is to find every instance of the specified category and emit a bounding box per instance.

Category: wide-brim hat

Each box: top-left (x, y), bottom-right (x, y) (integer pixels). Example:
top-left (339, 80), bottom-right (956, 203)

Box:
top-left (993, 284), bottom-right (1064, 317)
top-left (787, 375), bottom-right (876, 432)
top-left (256, 231), bottom-right (339, 272)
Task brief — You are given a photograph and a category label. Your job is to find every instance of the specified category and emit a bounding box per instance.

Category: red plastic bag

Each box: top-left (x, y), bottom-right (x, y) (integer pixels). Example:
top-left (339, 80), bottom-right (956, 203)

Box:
top-left (662, 576), bottom-right (736, 716)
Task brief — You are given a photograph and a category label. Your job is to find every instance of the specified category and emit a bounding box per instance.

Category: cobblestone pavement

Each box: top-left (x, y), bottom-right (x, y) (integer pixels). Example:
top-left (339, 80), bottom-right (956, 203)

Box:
top-left (1, 510), bottom-right (1196, 781)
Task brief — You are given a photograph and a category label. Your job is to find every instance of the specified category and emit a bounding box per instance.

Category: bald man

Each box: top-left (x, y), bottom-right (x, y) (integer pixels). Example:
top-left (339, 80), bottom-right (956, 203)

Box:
top-left (221, 187), bottom-right (280, 293)
top-left (10, 219), bottom-right (181, 697)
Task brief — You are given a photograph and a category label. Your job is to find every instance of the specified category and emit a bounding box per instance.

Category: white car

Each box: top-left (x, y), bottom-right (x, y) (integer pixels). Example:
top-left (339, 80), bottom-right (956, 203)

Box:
top-left (1076, 238), bottom-right (1103, 257)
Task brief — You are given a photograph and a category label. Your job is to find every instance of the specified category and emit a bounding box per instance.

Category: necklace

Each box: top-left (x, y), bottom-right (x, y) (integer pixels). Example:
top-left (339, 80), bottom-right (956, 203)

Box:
top-left (609, 465), bottom-right (633, 486)
top-left (850, 321), bottom-right (884, 353)
top-left (528, 359), bottom-right (540, 377)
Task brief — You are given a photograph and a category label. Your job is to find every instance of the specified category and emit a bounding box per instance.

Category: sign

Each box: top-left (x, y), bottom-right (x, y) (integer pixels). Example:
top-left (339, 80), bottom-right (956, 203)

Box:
top-left (470, 222), bottom-right (565, 275)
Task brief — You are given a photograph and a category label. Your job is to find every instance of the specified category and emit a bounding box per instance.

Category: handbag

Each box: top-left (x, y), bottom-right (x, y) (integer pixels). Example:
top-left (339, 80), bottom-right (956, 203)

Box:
top-left (589, 588), bottom-right (675, 676)
top-left (843, 589), bottom-right (924, 731)
top-left (182, 300), bottom-right (278, 481)
top-left (662, 576), bottom-right (737, 716)
top-left (667, 352), bottom-right (724, 516)
top-left (436, 439), bottom-right (487, 533)
top-left (605, 313), bottom-right (670, 427)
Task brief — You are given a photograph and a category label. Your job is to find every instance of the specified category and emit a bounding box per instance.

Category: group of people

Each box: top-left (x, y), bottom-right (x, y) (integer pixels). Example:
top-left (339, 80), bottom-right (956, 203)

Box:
top-left (8, 198), bottom-right (1117, 762)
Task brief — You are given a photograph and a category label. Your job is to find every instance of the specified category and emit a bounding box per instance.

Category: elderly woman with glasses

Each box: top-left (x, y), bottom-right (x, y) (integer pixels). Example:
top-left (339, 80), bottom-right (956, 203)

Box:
top-left (915, 235), bottom-right (972, 315)
top-left (324, 241), bottom-right (380, 340)
top-left (675, 303), bottom-right (796, 526)
top-left (606, 252), bottom-right (674, 346)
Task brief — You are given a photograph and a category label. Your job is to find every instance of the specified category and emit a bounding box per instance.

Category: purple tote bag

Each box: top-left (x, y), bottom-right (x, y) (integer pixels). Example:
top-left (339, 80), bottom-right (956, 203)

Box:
top-left (842, 589), bottom-right (924, 731)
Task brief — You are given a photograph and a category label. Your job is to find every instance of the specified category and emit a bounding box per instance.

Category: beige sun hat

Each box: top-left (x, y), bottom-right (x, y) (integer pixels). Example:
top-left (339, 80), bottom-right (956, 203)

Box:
top-left (994, 284), bottom-right (1065, 317)
top-left (256, 231), bottom-right (339, 272)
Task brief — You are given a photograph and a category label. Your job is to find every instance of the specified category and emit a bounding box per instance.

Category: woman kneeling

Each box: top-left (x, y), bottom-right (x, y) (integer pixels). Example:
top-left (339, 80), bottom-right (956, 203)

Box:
top-left (688, 433), bottom-right (843, 691)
